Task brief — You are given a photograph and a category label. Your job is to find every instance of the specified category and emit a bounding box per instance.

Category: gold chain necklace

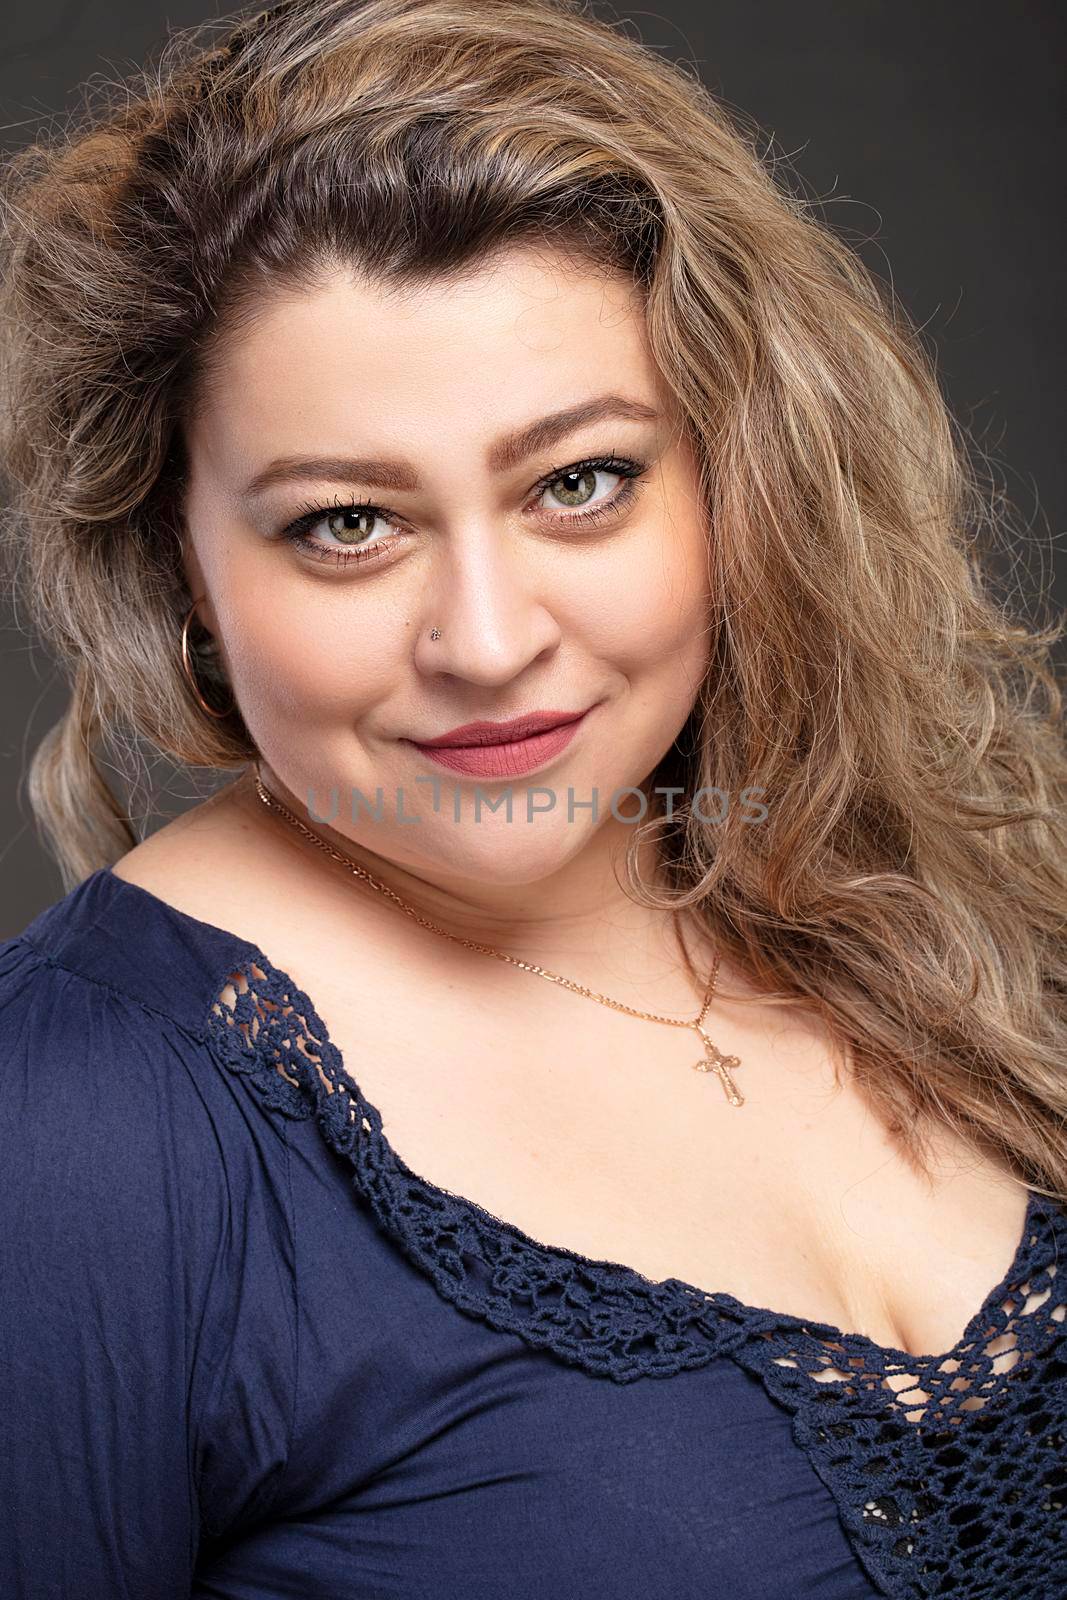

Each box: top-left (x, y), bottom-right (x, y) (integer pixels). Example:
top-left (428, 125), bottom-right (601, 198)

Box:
top-left (252, 764), bottom-right (745, 1106)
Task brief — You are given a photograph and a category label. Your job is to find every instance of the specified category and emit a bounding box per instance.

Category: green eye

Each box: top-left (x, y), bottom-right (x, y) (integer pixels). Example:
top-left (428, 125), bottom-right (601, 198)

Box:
top-left (279, 453), bottom-right (648, 566)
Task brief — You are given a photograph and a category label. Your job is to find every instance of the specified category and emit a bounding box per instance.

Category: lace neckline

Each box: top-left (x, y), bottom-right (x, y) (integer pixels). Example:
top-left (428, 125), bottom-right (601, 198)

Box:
top-left (91, 867), bottom-right (1067, 1595)
top-left (90, 866), bottom-right (1063, 1386)
top-left (190, 920), bottom-right (1061, 1381)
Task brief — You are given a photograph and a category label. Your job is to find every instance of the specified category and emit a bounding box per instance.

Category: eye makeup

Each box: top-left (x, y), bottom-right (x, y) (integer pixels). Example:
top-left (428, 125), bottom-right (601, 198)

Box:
top-left (275, 450), bottom-right (650, 568)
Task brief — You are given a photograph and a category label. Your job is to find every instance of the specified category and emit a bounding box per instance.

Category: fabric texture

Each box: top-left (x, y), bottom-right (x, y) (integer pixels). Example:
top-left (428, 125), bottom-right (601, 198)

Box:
top-left (1, 864), bottom-right (1064, 1599)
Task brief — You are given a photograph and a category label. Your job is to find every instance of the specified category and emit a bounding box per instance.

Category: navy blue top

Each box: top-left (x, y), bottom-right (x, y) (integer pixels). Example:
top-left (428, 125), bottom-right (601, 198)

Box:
top-left (1, 866), bottom-right (1064, 1599)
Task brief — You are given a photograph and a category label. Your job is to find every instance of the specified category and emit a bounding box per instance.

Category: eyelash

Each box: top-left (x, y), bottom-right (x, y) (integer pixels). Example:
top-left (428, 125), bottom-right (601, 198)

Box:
top-left (278, 452), bottom-right (649, 567)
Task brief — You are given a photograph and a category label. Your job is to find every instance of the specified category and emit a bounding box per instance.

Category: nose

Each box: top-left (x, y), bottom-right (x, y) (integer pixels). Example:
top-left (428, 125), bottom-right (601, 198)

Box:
top-left (413, 527), bottom-right (562, 686)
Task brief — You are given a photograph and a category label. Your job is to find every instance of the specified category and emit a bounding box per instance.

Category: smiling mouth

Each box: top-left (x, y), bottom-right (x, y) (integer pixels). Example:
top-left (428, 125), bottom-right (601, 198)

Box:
top-left (404, 706), bottom-right (596, 776)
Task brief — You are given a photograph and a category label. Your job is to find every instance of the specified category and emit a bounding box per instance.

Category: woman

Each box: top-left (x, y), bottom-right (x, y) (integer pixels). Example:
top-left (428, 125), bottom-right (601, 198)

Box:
top-left (0, 0), bottom-right (1064, 1595)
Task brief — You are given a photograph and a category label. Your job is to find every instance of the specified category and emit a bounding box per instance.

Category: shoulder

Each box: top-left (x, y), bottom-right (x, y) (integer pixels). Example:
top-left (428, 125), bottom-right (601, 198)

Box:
top-left (0, 903), bottom-right (252, 1238)
top-left (0, 862), bottom-right (302, 1218)
top-left (5, 829), bottom-right (264, 1022)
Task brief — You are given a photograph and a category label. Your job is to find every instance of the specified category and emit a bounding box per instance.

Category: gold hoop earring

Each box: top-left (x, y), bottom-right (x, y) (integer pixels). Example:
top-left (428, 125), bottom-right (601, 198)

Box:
top-left (180, 598), bottom-right (235, 720)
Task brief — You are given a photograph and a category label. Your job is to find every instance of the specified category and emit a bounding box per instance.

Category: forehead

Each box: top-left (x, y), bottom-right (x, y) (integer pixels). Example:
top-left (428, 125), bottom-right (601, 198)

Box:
top-left (230, 242), bottom-right (645, 354)
top-left (187, 245), bottom-right (660, 466)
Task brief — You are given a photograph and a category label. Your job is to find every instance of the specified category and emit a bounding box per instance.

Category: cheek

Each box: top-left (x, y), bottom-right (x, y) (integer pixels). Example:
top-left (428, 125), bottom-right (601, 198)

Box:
top-left (215, 586), bottom-right (404, 728)
top-left (583, 519), bottom-right (711, 677)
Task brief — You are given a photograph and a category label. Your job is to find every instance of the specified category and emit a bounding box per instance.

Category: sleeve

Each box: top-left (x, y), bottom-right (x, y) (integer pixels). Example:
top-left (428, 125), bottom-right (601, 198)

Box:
top-left (0, 936), bottom-right (297, 1600)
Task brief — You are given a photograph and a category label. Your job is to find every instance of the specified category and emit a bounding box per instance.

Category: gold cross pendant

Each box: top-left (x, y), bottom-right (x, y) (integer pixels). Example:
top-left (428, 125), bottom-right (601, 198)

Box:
top-left (692, 1037), bottom-right (745, 1106)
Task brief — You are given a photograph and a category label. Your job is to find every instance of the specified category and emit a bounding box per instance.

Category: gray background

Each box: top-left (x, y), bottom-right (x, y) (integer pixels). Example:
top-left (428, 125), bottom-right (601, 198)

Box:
top-left (2, 0), bottom-right (1064, 934)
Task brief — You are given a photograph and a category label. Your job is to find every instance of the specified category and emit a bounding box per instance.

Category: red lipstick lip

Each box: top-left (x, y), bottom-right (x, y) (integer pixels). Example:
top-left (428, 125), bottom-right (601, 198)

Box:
top-left (408, 708), bottom-right (593, 749)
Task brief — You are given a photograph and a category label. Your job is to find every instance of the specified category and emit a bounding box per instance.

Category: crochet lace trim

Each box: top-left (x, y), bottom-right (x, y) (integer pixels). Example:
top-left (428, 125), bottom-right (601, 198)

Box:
top-left (207, 955), bottom-right (1067, 1599)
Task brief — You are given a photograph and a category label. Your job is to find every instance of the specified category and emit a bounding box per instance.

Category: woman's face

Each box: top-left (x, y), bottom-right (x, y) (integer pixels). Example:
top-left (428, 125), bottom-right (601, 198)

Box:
top-left (182, 244), bottom-right (713, 892)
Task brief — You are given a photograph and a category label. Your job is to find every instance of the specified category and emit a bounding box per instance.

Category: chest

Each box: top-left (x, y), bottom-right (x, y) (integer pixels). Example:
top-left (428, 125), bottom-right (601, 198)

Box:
top-left (296, 964), bottom-right (1031, 1364)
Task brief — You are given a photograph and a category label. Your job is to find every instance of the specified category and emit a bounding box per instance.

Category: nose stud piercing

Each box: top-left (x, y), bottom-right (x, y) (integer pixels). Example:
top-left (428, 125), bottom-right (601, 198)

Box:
top-left (429, 627), bottom-right (442, 640)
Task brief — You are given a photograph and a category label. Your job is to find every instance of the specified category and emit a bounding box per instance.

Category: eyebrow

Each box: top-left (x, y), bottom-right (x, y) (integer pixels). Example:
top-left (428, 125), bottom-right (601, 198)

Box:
top-left (239, 392), bottom-right (661, 500)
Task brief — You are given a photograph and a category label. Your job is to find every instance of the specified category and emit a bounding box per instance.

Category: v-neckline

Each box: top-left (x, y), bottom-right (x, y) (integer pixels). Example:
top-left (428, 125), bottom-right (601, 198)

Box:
top-left (100, 863), bottom-right (1058, 1375)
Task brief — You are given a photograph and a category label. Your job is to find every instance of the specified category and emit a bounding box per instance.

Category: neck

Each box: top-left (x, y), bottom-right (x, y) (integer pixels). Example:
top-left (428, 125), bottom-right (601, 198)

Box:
top-left (237, 761), bottom-right (723, 1011)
